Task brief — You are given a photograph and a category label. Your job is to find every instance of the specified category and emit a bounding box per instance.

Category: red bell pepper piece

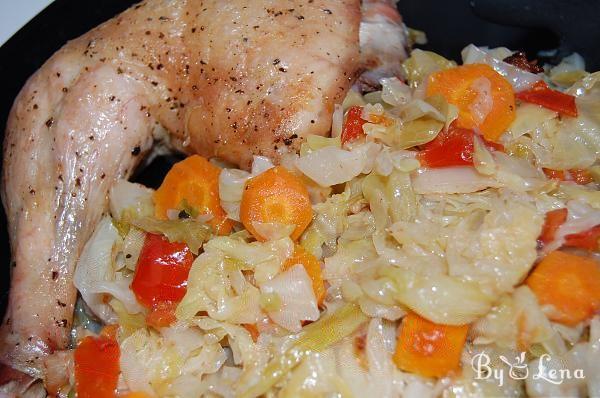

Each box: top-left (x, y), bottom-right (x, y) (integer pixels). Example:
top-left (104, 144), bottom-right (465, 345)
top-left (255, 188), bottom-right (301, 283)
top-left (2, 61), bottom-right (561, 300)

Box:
top-left (418, 125), bottom-right (475, 168)
top-left (564, 225), bottom-right (600, 251)
top-left (75, 330), bottom-right (120, 398)
top-left (341, 106), bottom-right (366, 144)
top-left (131, 233), bottom-right (194, 309)
top-left (538, 208), bottom-right (568, 247)
top-left (516, 81), bottom-right (578, 117)
top-left (417, 123), bottom-right (502, 168)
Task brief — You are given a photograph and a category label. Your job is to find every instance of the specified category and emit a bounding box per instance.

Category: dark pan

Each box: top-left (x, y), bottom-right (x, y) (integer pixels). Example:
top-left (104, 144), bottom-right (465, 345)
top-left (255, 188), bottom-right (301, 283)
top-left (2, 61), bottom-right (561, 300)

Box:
top-left (1, 0), bottom-right (599, 317)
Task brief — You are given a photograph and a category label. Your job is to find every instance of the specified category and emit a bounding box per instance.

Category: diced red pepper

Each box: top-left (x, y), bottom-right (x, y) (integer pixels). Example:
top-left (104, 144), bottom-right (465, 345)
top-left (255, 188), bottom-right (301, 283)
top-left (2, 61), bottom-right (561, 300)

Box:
top-left (341, 106), bottom-right (366, 144)
top-left (74, 332), bottom-right (120, 398)
top-left (538, 208), bottom-right (568, 247)
top-left (564, 225), bottom-right (600, 251)
top-left (131, 233), bottom-right (194, 308)
top-left (516, 81), bottom-right (578, 117)
top-left (417, 125), bottom-right (475, 168)
top-left (417, 124), bottom-right (502, 168)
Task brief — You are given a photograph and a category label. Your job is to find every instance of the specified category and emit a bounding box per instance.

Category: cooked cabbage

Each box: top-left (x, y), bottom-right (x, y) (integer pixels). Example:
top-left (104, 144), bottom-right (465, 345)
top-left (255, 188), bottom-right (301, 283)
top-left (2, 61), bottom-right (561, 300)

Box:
top-left (175, 250), bottom-right (264, 324)
top-left (74, 216), bottom-right (142, 322)
top-left (295, 146), bottom-right (368, 187)
top-left (446, 198), bottom-right (542, 295)
top-left (412, 166), bottom-right (502, 194)
top-left (402, 49), bottom-right (456, 87)
top-left (471, 286), bottom-right (556, 351)
top-left (130, 217), bottom-right (211, 254)
top-left (109, 179), bottom-right (154, 221)
top-left (380, 267), bottom-right (494, 325)
top-left (260, 265), bottom-right (319, 332)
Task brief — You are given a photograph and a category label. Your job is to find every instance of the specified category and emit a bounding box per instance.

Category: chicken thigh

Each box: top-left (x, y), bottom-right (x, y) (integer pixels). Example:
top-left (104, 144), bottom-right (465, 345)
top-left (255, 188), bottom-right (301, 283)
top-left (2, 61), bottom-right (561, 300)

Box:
top-left (0, 0), bottom-right (407, 382)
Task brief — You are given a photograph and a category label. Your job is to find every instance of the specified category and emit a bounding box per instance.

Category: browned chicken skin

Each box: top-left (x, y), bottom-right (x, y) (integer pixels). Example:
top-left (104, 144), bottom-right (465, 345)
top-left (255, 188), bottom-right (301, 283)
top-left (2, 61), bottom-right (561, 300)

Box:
top-left (0, 0), bottom-right (407, 386)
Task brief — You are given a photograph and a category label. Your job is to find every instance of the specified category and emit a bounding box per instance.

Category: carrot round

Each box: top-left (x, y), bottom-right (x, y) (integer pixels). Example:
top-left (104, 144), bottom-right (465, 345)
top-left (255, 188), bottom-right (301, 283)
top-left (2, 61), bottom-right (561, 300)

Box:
top-left (240, 166), bottom-right (312, 241)
top-left (282, 245), bottom-right (326, 305)
top-left (74, 333), bottom-right (120, 398)
top-left (526, 251), bottom-right (600, 326)
top-left (426, 64), bottom-right (515, 142)
top-left (393, 312), bottom-right (469, 378)
top-left (154, 155), bottom-right (232, 235)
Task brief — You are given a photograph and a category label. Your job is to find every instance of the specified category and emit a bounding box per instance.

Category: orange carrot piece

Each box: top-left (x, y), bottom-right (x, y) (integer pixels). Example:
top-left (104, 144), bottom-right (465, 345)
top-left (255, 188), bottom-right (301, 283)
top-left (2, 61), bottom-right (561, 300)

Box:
top-left (526, 251), bottom-right (600, 326)
top-left (282, 245), bottom-right (326, 305)
top-left (75, 334), bottom-right (120, 398)
top-left (154, 155), bottom-right (232, 235)
top-left (393, 312), bottom-right (469, 378)
top-left (426, 64), bottom-right (516, 142)
top-left (240, 166), bottom-right (312, 241)
top-left (538, 208), bottom-right (568, 246)
top-left (146, 301), bottom-right (178, 329)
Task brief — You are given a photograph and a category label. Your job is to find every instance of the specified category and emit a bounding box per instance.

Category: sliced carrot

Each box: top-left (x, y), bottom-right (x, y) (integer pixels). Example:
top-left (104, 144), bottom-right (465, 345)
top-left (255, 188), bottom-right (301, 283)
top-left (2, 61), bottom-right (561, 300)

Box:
top-left (75, 334), bottom-right (120, 398)
top-left (426, 63), bottom-right (515, 142)
top-left (516, 81), bottom-right (578, 117)
top-left (538, 208), bottom-right (568, 247)
top-left (526, 251), bottom-right (600, 326)
top-left (393, 312), bottom-right (469, 378)
top-left (240, 166), bottom-right (312, 241)
top-left (154, 155), bottom-right (232, 235)
top-left (282, 245), bottom-right (326, 305)
top-left (341, 106), bottom-right (366, 144)
top-left (243, 324), bottom-right (260, 342)
top-left (564, 225), bottom-right (600, 251)
top-left (146, 301), bottom-right (178, 329)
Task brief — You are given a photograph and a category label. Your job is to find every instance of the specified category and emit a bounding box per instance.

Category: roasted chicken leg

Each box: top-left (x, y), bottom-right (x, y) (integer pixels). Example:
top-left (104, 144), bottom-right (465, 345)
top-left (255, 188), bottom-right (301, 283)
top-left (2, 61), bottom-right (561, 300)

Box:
top-left (0, 0), bottom-right (407, 383)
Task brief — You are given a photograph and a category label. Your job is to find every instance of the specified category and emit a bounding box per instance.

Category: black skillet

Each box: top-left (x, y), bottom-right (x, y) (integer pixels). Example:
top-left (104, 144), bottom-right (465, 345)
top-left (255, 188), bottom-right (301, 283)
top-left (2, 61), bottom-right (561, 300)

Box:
top-left (1, 0), bottom-right (599, 317)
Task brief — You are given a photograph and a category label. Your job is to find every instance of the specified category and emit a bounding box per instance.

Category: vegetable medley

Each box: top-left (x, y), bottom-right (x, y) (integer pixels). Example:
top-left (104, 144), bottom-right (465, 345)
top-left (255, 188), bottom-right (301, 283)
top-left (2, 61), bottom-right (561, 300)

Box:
top-left (69, 44), bottom-right (600, 398)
